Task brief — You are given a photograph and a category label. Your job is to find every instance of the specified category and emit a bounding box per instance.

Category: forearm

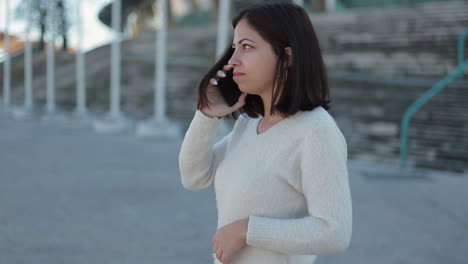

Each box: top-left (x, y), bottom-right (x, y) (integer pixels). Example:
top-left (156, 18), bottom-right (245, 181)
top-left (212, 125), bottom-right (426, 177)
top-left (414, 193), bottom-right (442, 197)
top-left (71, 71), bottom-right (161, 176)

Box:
top-left (246, 212), bottom-right (352, 255)
top-left (179, 110), bottom-right (223, 190)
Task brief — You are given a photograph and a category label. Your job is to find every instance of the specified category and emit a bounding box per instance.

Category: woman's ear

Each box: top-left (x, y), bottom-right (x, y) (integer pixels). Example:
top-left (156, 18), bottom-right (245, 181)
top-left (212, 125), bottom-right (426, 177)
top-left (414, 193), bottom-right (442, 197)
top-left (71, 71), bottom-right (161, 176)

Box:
top-left (285, 47), bottom-right (292, 68)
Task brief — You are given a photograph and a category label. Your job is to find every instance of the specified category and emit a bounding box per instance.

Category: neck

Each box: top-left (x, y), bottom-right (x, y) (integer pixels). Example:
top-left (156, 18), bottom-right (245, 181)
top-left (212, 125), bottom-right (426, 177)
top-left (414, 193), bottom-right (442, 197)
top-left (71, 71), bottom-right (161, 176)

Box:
top-left (260, 92), bottom-right (283, 123)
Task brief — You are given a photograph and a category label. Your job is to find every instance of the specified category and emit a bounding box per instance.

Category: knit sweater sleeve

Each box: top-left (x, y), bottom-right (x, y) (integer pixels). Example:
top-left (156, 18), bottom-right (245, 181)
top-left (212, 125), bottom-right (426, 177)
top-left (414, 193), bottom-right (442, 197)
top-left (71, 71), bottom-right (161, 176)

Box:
top-left (178, 110), bottom-right (230, 191)
top-left (246, 119), bottom-right (353, 255)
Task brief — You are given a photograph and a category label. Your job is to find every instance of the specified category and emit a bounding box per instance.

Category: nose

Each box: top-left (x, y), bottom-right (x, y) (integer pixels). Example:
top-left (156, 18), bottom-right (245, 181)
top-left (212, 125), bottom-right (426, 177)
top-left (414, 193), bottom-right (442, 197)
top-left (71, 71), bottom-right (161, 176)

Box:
top-left (228, 53), bottom-right (241, 68)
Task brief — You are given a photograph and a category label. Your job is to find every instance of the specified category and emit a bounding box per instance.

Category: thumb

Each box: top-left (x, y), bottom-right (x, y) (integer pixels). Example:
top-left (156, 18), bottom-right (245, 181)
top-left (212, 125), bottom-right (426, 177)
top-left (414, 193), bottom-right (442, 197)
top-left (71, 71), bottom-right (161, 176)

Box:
top-left (230, 93), bottom-right (247, 111)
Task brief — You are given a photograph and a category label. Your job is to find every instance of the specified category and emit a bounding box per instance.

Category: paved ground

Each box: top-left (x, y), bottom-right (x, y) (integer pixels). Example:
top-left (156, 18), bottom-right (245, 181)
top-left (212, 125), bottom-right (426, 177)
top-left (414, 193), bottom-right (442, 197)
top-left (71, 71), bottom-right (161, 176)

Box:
top-left (1, 115), bottom-right (467, 264)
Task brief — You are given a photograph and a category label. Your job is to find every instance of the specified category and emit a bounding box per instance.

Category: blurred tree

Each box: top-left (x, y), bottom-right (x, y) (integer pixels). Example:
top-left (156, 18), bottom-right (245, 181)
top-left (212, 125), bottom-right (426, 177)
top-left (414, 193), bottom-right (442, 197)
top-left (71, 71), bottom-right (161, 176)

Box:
top-left (127, 1), bottom-right (158, 36)
top-left (15, 0), bottom-right (71, 51)
top-left (190, 0), bottom-right (200, 10)
top-left (56, 0), bottom-right (70, 50)
top-left (98, 0), bottom-right (176, 32)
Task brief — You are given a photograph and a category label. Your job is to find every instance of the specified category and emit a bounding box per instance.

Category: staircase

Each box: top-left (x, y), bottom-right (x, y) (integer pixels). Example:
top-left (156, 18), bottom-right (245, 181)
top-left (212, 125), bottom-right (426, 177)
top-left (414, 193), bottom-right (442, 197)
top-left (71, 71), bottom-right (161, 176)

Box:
top-left (312, 0), bottom-right (468, 77)
top-left (1, 1), bottom-right (467, 172)
top-left (329, 75), bottom-right (468, 173)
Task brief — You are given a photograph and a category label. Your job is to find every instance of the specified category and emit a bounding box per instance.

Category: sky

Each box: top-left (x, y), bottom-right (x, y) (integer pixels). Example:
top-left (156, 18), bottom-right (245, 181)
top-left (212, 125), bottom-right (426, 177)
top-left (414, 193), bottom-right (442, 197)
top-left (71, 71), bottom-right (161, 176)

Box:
top-left (1, 0), bottom-right (115, 52)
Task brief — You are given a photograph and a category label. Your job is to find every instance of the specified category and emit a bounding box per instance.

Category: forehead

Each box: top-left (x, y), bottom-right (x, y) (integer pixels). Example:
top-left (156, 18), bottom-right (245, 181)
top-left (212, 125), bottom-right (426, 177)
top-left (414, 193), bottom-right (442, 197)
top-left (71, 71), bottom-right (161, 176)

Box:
top-left (233, 19), bottom-right (262, 43)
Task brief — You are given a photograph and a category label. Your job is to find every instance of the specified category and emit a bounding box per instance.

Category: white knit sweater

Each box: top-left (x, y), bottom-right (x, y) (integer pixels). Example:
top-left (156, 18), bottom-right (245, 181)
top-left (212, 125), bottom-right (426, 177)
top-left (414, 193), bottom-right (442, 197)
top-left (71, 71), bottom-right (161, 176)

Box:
top-left (179, 106), bottom-right (352, 264)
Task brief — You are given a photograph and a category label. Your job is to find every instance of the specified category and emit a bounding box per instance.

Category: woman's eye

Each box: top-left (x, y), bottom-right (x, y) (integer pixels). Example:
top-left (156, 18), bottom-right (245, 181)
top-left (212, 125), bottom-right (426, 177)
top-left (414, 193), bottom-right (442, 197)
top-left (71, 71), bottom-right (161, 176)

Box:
top-left (231, 44), bottom-right (253, 50)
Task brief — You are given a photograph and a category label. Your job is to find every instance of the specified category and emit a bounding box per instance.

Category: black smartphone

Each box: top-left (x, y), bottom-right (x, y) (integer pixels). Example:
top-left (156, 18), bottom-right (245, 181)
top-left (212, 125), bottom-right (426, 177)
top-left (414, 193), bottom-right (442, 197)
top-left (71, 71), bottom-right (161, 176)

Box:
top-left (215, 67), bottom-right (243, 107)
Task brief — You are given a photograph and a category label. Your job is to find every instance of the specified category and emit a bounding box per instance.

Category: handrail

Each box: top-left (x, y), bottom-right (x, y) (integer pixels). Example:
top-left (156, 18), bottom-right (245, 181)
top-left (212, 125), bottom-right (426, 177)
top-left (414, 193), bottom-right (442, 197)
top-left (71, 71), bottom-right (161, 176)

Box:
top-left (458, 29), bottom-right (468, 65)
top-left (400, 29), bottom-right (468, 169)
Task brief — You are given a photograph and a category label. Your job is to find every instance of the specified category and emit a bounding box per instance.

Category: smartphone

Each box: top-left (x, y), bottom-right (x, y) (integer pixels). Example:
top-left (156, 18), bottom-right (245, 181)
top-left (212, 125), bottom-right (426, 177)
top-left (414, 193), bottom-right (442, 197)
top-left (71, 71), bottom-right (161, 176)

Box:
top-left (215, 67), bottom-right (243, 107)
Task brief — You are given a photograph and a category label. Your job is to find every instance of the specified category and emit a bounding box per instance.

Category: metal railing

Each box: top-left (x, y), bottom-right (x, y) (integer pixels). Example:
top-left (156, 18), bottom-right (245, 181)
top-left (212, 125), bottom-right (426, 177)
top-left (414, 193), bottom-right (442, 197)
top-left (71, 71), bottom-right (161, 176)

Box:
top-left (399, 28), bottom-right (468, 169)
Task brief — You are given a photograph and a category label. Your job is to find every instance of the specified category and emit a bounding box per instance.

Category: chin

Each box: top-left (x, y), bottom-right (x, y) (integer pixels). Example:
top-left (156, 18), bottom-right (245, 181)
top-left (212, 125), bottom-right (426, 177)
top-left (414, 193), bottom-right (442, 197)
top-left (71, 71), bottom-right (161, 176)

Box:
top-left (237, 84), bottom-right (251, 94)
top-left (237, 84), bottom-right (247, 92)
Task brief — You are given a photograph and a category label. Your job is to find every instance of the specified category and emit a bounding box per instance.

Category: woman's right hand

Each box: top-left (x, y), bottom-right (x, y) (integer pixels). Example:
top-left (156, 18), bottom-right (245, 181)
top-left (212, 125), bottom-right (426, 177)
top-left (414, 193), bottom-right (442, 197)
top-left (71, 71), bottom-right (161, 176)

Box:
top-left (201, 64), bottom-right (247, 118)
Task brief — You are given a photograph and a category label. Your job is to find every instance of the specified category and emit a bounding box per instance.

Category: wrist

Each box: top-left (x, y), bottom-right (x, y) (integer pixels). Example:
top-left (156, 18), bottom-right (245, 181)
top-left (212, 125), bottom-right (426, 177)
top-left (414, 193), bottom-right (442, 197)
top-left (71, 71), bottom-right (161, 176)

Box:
top-left (242, 217), bottom-right (249, 242)
top-left (200, 110), bottom-right (222, 119)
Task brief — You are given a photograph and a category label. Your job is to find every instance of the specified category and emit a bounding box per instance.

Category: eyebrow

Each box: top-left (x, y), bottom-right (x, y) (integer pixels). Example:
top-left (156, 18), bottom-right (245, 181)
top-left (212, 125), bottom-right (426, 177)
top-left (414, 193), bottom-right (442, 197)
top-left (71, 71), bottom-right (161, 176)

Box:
top-left (232, 38), bottom-right (255, 45)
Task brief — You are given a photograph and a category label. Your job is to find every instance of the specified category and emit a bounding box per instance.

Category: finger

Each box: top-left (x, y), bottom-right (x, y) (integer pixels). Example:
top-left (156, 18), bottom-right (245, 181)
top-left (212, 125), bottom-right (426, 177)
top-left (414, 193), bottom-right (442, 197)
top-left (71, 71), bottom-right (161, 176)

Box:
top-left (216, 70), bottom-right (227, 78)
top-left (214, 243), bottom-right (220, 255)
top-left (240, 92), bottom-right (247, 102)
top-left (210, 78), bottom-right (218, 86)
top-left (213, 71), bottom-right (226, 84)
top-left (223, 64), bottom-right (233, 71)
top-left (220, 251), bottom-right (225, 264)
top-left (230, 93), bottom-right (247, 111)
top-left (216, 248), bottom-right (223, 263)
top-left (221, 253), bottom-right (230, 264)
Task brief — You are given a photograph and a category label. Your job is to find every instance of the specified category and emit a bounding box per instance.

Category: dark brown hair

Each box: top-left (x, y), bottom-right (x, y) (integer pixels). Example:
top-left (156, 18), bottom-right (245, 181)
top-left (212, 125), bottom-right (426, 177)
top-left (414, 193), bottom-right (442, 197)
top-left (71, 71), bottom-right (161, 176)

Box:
top-left (197, 2), bottom-right (331, 120)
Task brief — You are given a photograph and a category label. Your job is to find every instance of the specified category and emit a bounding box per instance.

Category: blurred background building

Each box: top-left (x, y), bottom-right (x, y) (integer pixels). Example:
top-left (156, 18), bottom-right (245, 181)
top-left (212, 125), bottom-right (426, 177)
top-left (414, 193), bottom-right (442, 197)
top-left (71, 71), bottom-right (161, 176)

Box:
top-left (1, 0), bottom-right (467, 173)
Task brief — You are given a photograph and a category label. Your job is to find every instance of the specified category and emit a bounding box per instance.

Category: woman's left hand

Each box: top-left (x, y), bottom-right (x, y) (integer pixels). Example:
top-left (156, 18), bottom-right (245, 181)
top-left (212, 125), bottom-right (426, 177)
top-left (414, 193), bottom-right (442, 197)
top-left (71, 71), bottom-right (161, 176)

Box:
top-left (212, 217), bottom-right (249, 264)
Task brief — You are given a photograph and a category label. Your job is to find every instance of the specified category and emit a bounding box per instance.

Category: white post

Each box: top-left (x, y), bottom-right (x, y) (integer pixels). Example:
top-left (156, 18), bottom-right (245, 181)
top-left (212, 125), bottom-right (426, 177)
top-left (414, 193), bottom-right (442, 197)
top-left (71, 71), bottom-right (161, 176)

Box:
top-left (73, 0), bottom-right (90, 122)
top-left (42, 0), bottom-right (66, 123)
top-left (293, 0), bottom-right (304, 7)
top-left (216, 0), bottom-right (231, 57)
top-left (24, 4), bottom-right (33, 111)
top-left (155, 0), bottom-right (167, 123)
top-left (136, 0), bottom-right (182, 138)
top-left (93, 0), bottom-right (129, 133)
top-left (215, 0), bottom-right (233, 141)
top-left (325, 0), bottom-right (336, 12)
top-left (12, 0), bottom-right (35, 120)
top-left (110, 0), bottom-right (122, 119)
top-left (2, 0), bottom-right (11, 113)
top-left (46, 0), bottom-right (56, 113)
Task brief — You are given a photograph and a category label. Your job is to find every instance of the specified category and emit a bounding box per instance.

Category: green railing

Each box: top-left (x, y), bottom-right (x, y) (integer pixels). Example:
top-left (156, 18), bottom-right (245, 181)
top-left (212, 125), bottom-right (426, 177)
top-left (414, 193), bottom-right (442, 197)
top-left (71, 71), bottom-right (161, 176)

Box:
top-left (337, 0), bottom-right (462, 10)
top-left (399, 29), bottom-right (468, 169)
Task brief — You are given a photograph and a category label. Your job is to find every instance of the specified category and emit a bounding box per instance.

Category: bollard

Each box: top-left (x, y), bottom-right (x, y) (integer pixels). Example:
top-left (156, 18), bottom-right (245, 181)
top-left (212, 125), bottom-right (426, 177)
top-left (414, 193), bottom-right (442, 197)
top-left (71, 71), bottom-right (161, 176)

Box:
top-left (136, 0), bottom-right (182, 138)
top-left (46, 0), bottom-right (56, 114)
top-left (2, 0), bottom-right (11, 113)
top-left (93, 0), bottom-right (130, 133)
top-left (13, 0), bottom-right (34, 120)
top-left (72, 0), bottom-right (92, 124)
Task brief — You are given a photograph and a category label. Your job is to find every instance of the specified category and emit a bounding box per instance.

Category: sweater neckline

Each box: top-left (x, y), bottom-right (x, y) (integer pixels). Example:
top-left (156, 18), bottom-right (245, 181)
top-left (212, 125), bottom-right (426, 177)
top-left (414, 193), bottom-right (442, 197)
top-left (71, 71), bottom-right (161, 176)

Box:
top-left (255, 116), bottom-right (287, 136)
top-left (252, 107), bottom-right (324, 136)
top-left (254, 110), bottom-right (308, 136)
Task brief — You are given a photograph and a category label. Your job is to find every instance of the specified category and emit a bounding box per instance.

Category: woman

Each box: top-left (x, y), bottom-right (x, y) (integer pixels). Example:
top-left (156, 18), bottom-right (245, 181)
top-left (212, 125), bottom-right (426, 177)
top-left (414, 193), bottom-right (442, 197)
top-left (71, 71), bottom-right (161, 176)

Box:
top-left (178, 2), bottom-right (352, 264)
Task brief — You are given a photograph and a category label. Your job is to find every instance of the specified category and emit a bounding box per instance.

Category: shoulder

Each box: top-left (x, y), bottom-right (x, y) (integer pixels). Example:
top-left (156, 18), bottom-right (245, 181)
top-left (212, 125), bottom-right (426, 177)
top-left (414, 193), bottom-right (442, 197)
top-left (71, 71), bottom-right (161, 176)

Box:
top-left (301, 106), bottom-right (339, 131)
top-left (299, 106), bottom-right (347, 154)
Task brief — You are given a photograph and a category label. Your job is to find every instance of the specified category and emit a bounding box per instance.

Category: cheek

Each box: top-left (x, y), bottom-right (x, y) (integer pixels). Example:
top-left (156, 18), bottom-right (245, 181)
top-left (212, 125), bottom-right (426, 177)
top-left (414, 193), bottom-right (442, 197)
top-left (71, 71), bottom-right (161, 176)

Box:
top-left (255, 53), bottom-right (278, 80)
top-left (257, 64), bottom-right (277, 83)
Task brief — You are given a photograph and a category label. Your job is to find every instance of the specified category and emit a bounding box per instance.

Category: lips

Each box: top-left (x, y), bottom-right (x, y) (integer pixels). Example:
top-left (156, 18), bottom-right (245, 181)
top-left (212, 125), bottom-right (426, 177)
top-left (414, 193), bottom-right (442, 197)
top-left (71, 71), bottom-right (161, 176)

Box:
top-left (233, 72), bottom-right (246, 78)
